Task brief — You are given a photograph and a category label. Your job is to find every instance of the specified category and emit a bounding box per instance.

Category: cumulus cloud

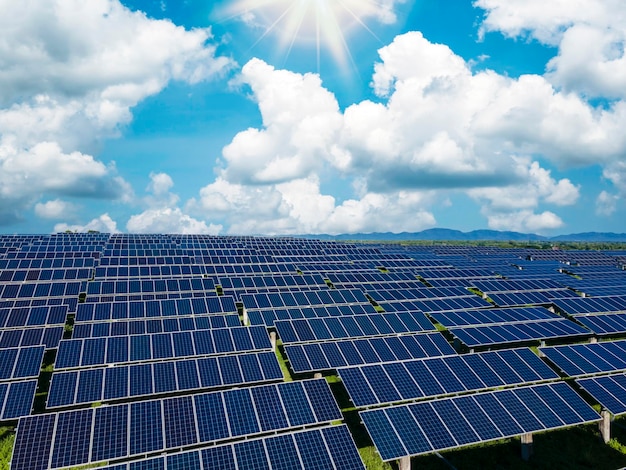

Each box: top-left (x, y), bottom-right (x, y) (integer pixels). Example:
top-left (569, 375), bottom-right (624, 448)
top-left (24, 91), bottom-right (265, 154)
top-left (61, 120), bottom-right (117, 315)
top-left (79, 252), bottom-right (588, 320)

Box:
top-left (475, 0), bottom-right (626, 99)
top-left (34, 199), bottom-right (78, 220)
top-left (198, 28), bottom-right (626, 234)
top-left (127, 208), bottom-right (221, 234)
top-left (468, 158), bottom-right (579, 210)
top-left (128, 172), bottom-right (221, 234)
top-left (54, 213), bottom-right (119, 233)
top-left (484, 210), bottom-right (564, 233)
top-left (192, 175), bottom-right (436, 235)
top-left (222, 59), bottom-right (342, 185)
top-left (0, 0), bottom-right (233, 226)
top-left (596, 191), bottom-right (619, 216)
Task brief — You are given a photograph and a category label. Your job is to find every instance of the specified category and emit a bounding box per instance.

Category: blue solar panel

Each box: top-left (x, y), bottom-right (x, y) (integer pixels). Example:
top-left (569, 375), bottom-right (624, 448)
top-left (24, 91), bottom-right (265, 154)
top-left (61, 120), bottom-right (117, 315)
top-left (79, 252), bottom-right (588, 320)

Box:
top-left (542, 340), bottom-right (626, 377)
top-left (449, 318), bottom-right (591, 348)
top-left (55, 326), bottom-right (271, 369)
top-left (11, 413), bottom-right (56, 470)
top-left (275, 312), bottom-right (435, 344)
top-left (286, 332), bottom-right (455, 373)
top-left (130, 400), bottom-right (163, 455)
top-left (51, 409), bottom-right (93, 468)
top-left (577, 373), bottom-right (626, 415)
top-left (362, 381), bottom-right (599, 461)
top-left (92, 405), bottom-right (128, 461)
top-left (224, 388), bottom-right (261, 436)
top-left (0, 346), bottom-right (42, 381)
top-left (1, 380), bottom-right (37, 420)
top-left (164, 396), bottom-right (198, 448)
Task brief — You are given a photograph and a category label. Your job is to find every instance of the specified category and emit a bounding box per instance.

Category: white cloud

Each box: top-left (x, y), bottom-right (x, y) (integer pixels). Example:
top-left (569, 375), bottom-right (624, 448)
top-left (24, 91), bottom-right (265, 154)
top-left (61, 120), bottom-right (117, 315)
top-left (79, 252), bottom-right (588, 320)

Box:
top-left (0, 0), bottom-right (233, 226)
top-left (192, 176), bottom-right (436, 235)
top-left (485, 210), bottom-right (564, 233)
top-left (147, 172), bottom-right (175, 196)
top-left (128, 171), bottom-right (221, 234)
top-left (222, 59), bottom-right (342, 185)
top-left (34, 199), bottom-right (78, 220)
top-left (603, 161), bottom-right (626, 194)
top-left (468, 158), bottom-right (579, 211)
top-left (475, 0), bottom-right (626, 99)
top-left (54, 213), bottom-right (119, 233)
top-left (126, 208), bottom-right (221, 234)
top-left (596, 191), bottom-right (619, 216)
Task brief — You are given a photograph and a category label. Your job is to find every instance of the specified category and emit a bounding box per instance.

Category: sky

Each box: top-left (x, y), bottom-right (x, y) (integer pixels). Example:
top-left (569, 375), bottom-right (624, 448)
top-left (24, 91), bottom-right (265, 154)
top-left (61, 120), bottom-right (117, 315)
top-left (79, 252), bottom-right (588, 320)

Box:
top-left (1, 0), bottom-right (625, 236)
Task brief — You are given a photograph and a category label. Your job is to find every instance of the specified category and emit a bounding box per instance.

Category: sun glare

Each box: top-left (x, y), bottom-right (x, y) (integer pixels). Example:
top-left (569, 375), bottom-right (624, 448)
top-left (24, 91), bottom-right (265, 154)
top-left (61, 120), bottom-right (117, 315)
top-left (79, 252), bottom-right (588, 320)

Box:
top-left (219, 0), bottom-right (394, 71)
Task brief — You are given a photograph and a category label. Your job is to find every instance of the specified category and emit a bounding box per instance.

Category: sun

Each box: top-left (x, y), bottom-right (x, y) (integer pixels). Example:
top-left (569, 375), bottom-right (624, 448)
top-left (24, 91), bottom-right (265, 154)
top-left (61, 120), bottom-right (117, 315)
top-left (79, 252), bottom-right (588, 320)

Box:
top-left (218, 0), bottom-right (399, 71)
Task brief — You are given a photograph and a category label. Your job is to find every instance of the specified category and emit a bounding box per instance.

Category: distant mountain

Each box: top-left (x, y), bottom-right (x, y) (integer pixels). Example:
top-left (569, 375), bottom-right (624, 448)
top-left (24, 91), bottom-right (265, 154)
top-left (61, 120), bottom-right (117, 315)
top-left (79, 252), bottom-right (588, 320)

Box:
top-left (309, 229), bottom-right (626, 242)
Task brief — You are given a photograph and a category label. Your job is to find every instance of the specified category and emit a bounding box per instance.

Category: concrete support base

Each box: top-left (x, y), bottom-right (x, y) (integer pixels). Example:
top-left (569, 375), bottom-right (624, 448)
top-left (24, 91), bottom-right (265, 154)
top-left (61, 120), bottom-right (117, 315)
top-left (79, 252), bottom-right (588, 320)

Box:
top-left (270, 332), bottom-right (277, 352)
top-left (397, 456), bottom-right (411, 470)
top-left (242, 308), bottom-right (249, 326)
top-left (314, 373), bottom-right (323, 379)
top-left (600, 410), bottom-right (611, 444)
top-left (589, 336), bottom-right (598, 344)
top-left (521, 433), bottom-right (533, 461)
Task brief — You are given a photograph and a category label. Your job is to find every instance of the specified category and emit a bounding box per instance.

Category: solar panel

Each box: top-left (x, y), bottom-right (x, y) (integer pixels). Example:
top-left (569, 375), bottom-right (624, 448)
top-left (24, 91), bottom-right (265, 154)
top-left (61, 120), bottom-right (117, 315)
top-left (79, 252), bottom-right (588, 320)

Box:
top-left (449, 318), bottom-right (591, 348)
top-left (275, 311), bottom-right (435, 344)
top-left (553, 296), bottom-right (626, 315)
top-left (541, 340), bottom-right (626, 377)
top-left (285, 332), bottom-right (456, 373)
top-left (339, 348), bottom-right (558, 407)
top-left (75, 296), bottom-right (238, 322)
top-left (11, 379), bottom-right (342, 470)
top-left (576, 373), bottom-right (626, 415)
top-left (378, 295), bottom-right (492, 314)
top-left (0, 346), bottom-right (44, 381)
top-left (432, 306), bottom-right (559, 328)
top-left (246, 303), bottom-right (378, 327)
top-left (361, 382), bottom-right (600, 461)
top-left (0, 326), bottom-right (64, 349)
top-left (92, 425), bottom-right (364, 470)
top-left (0, 305), bottom-right (68, 327)
top-left (489, 290), bottom-right (578, 307)
top-left (0, 380), bottom-right (37, 420)
top-left (48, 350), bottom-right (282, 407)
top-left (55, 326), bottom-right (271, 369)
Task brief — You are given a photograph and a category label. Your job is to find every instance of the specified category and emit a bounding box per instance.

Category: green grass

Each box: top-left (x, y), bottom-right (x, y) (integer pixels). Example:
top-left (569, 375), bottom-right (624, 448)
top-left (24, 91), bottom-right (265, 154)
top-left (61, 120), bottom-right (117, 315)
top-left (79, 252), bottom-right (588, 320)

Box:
top-left (0, 427), bottom-right (14, 470)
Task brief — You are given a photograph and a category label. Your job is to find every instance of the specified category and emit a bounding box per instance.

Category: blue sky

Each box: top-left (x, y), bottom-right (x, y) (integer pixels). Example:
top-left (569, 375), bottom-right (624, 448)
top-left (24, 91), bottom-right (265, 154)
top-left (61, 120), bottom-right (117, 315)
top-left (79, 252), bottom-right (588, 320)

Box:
top-left (1, 0), bottom-right (625, 235)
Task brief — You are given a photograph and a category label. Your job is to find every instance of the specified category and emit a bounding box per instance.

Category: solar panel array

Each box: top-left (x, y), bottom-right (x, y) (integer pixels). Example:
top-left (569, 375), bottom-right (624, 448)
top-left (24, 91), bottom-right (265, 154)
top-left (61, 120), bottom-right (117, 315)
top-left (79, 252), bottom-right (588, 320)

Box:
top-left (432, 306), bottom-right (559, 327)
top-left (576, 374), bottom-right (626, 415)
top-left (12, 379), bottom-right (342, 470)
top-left (72, 315), bottom-right (241, 338)
top-left (76, 296), bottom-right (238, 321)
top-left (3, 234), bottom-right (625, 467)
top-left (553, 295), bottom-right (626, 315)
top-left (361, 382), bottom-right (600, 461)
top-left (275, 311), bottom-right (436, 344)
top-left (285, 332), bottom-right (456, 373)
top-left (339, 348), bottom-right (559, 407)
top-left (47, 351), bottom-right (283, 407)
top-left (55, 326), bottom-right (272, 369)
top-left (92, 425), bottom-right (364, 470)
top-left (449, 318), bottom-right (590, 348)
top-left (541, 340), bottom-right (626, 377)
top-left (247, 303), bottom-right (378, 327)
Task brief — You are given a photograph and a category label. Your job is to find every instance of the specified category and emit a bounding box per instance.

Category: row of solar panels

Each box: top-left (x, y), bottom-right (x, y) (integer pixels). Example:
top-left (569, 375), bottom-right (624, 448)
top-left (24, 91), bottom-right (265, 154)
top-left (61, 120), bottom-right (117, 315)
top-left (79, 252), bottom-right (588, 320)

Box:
top-left (73, 315), bottom-right (241, 338)
top-left (76, 296), bottom-right (238, 321)
top-left (0, 326), bottom-right (63, 349)
top-left (48, 351), bottom-right (283, 407)
top-left (361, 382), bottom-right (600, 461)
top-left (55, 327), bottom-right (272, 369)
top-left (94, 425), bottom-right (364, 470)
top-left (285, 332), bottom-right (456, 373)
top-left (275, 312), bottom-right (436, 344)
top-left (11, 379), bottom-right (342, 470)
top-left (339, 348), bottom-right (558, 408)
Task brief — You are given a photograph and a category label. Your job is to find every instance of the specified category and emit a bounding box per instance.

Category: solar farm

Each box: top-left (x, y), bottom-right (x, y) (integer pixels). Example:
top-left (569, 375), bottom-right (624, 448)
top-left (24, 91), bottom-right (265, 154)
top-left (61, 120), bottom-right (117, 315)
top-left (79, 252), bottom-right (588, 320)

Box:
top-left (1, 234), bottom-right (626, 469)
